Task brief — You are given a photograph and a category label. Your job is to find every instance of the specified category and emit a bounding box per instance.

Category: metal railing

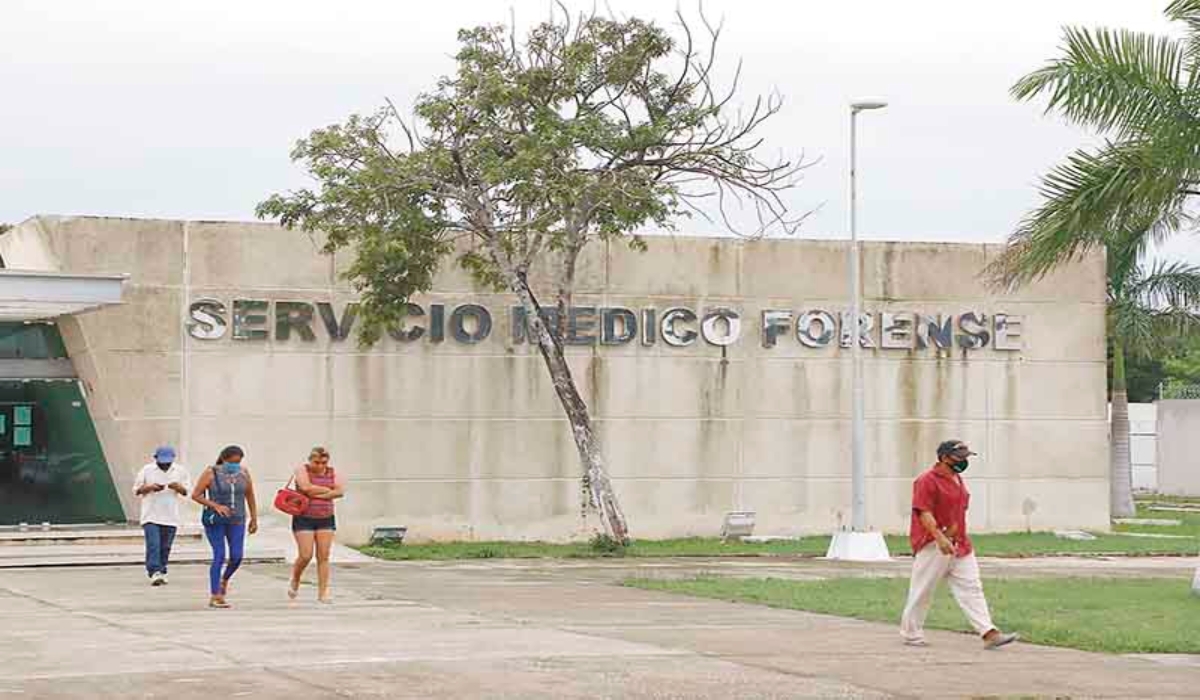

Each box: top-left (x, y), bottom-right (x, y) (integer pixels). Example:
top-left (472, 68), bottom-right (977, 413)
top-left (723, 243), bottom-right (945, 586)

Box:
top-left (1159, 382), bottom-right (1200, 400)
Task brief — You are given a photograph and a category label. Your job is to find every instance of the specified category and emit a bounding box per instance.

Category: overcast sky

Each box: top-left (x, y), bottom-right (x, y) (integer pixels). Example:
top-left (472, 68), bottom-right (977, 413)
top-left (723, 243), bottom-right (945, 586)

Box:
top-left (3, 0), bottom-right (1195, 258)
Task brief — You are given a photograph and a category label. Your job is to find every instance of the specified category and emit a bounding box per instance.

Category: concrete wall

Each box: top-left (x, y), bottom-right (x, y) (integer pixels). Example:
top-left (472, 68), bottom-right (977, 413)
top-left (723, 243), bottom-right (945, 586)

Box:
top-left (1, 215), bottom-right (1110, 542)
top-left (1156, 400), bottom-right (1200, 496)
top-left (1127, 403), bottom-right (1158, 492)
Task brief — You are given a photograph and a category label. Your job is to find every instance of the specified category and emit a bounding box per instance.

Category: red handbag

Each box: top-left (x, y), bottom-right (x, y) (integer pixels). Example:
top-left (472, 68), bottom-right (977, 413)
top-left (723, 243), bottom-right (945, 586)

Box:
top-left (273, 475), bottom-right (310, 516)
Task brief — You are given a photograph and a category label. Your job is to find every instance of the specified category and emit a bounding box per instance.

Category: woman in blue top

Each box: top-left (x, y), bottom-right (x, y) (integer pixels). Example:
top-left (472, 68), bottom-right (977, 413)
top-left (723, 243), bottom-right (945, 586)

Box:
top-left (191, 445), bottom-right (258, 608)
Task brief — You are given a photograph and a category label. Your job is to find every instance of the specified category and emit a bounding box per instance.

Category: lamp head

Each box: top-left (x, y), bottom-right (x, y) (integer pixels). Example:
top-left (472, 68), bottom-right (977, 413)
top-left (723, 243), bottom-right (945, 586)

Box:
top-left (851, 99), bottom-right (888, 112)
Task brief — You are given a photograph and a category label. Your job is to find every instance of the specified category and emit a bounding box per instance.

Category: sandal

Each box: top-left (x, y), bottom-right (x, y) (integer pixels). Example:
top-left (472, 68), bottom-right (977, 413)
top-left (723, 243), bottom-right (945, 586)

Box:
top-left (288, 581), bottom-right (299, 600)
top-left (208, 596), bottom-right (231, 609)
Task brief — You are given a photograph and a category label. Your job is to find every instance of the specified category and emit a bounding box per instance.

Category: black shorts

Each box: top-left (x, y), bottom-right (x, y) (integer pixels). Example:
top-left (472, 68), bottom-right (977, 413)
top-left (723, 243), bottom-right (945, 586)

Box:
top-left (292, 515), bottom-right (336, 532)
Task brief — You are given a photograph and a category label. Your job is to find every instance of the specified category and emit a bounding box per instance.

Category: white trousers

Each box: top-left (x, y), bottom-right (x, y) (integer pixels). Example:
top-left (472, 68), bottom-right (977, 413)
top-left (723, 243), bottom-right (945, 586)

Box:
top-left (900, 543), bottom-right (995, 641)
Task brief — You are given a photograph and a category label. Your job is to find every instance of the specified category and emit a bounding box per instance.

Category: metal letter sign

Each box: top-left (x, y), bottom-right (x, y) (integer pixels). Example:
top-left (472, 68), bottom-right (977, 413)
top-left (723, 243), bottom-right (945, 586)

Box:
top-left (186, 299), bottom-right (1024, 353)
top-left (661, 308), bottom-right (698, 347)
top-left (231, 300), bottom-right (269, 341)
top-left (188, 299), bottom-right (227, 340)
top-left (700, 309), bottom-right (741, 347)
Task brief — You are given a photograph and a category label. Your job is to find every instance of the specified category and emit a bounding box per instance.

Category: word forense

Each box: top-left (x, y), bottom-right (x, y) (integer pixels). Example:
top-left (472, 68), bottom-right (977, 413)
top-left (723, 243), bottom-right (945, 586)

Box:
top-left (186, 299), bottom-right (1023, 352)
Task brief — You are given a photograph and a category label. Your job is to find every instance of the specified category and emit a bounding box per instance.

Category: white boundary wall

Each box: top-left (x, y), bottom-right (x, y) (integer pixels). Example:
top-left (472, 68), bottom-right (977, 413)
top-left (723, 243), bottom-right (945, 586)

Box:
top-left (1127, 403), bottom-right (1157, 491)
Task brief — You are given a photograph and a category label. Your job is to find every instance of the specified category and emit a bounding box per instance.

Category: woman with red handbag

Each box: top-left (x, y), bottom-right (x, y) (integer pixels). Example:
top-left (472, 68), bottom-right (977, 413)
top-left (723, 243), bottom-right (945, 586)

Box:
top-left (288, 446), bottom-right (345, 603)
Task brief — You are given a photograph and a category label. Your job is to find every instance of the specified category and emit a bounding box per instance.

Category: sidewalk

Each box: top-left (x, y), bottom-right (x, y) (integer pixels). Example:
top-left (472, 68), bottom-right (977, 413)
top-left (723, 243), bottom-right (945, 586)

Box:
top-left (0, 515), bottom-right (370, 568)
top-left (0, 557), bottom-right (1196, 698)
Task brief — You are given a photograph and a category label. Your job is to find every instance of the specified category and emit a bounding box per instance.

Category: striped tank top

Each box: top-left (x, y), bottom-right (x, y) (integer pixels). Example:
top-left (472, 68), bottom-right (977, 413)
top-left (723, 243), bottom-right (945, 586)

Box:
top-left (300, 467), bottom-right (336, 519)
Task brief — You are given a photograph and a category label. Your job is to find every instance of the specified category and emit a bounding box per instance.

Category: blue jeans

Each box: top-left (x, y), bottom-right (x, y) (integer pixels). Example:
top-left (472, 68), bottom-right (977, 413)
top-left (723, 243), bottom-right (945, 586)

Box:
top-left (203, 522), bottom-right (246, 595)
top-left (142, 523), bottom-right (177, 577)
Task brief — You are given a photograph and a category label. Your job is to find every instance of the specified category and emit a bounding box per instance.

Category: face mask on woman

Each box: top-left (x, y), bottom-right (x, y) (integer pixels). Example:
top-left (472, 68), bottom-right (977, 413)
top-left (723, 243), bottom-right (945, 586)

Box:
top-left (222, 461), bottom-right (242, 474)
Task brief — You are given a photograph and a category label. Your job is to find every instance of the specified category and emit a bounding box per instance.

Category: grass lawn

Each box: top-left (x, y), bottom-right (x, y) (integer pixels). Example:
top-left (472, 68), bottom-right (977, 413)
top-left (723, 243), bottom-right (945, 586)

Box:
top-left (626, 575), bottom-right (1200, 654)
top-left (358, 528), bottom-right (1197, 561)
top-left (359, 496), bottom-right (1199, 561)
top-left (1116, 501), bottom-right (1200, 537)
top-left (357, 537), bottom-right (830, 560)
top-left (1138, 494), bottom-right (1200, 507)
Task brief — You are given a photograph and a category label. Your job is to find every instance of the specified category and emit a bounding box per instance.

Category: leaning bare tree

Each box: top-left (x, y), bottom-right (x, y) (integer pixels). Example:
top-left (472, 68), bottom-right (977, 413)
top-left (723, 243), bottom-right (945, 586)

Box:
top-left (257, 9), bottom-right (807, 542)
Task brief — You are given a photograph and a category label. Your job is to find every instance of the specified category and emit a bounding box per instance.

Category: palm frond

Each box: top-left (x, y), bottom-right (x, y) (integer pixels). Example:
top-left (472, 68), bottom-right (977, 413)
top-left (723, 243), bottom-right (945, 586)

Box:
top-left (1167, 0), bottom-right (1200, 76)
top-left (1168, 0), bottom-right (1200, 35)
top-left (1152, 307), bottom-right (1200, 330)
top-left (1111, 298), bottom-right (1158, 356)
top-left (1108, 298), bottom-right (1200, 357)
top-left (1012, 26), bottom-right (1193, 138)
top-left (1105, 223), bottom-right (1173, 295)
top-left (1128, 259), bottom-right (1200, 310)
top-left (1110, 252), bottom-right (1200, 356)
top-left (990, 138), bottom-right (1193, 286)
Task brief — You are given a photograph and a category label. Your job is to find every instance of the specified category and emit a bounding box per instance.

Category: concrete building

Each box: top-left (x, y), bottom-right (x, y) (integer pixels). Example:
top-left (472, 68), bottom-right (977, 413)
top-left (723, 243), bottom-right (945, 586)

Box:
top-left (0, 215), bottom-right (1109, 543)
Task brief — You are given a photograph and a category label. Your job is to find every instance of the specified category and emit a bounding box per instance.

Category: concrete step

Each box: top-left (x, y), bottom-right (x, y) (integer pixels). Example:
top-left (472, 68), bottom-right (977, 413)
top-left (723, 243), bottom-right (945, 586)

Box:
top-left (0, 541), bottom-right (287, 568)
top-left (0, 515), bottom-right (369, 568)
top-left (0, 527), bottom-right (203, 547)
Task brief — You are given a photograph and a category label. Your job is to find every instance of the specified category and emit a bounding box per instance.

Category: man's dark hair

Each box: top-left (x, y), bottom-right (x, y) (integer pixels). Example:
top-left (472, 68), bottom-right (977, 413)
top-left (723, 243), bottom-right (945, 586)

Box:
top-left (936, 440), bottom-right (966, 458)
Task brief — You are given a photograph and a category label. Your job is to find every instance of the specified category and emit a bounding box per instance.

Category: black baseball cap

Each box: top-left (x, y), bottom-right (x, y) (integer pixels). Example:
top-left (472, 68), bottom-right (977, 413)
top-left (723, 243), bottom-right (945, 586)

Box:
top-left (937, 440), bottom-right (977, 458)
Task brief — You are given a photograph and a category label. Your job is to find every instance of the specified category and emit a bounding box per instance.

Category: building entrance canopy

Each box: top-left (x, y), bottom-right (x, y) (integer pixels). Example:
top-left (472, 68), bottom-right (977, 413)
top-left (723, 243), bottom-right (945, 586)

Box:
top-left (0, 270), bottom-right (125, 322)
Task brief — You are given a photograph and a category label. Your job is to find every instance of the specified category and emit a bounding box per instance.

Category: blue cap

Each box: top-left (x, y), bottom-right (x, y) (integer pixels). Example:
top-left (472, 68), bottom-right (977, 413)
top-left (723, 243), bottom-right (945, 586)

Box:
top-left (153, 446), bottom-right (176, 463)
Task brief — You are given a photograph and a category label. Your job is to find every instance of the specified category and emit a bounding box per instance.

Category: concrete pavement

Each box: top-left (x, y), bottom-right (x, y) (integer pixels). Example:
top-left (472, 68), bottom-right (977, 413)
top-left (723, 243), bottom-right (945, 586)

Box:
top-left (1, 557), bottom-right (1198, 698)
top-left (0, 516), bottom-right (369, 568)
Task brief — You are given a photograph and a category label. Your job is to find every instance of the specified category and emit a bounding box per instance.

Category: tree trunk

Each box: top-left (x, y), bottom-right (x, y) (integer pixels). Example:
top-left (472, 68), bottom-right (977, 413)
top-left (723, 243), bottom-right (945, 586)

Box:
top-left (1110, 343), bottom-right (1136, 519)
top-left (553, 238), bottom-right (584, 342)
top-left (509, 270), bottom-right (629, 543)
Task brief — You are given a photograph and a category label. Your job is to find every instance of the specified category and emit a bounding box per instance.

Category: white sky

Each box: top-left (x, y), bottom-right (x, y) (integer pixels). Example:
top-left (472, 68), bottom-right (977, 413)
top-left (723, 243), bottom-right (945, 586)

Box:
top-left (3, 0), bottom-right (1196, 259)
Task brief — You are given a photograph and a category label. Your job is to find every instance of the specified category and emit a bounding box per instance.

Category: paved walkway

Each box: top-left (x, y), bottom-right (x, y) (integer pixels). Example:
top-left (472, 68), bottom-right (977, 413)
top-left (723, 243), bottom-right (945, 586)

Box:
top-left (0, 557), bottom-right (1197, 698)
top-left (0, 516), bottom-right (369, 568)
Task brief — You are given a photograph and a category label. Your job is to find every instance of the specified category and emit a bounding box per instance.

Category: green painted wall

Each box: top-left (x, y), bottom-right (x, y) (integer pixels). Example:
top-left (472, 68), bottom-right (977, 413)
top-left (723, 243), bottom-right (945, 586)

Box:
top-left (0, 323), bottom-right (124, 525)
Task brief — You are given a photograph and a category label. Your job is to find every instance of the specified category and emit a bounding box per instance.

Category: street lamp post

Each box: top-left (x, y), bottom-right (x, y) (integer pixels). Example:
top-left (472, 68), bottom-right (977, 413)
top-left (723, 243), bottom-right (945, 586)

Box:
top-left (826, 99), bottom-right (892, 562)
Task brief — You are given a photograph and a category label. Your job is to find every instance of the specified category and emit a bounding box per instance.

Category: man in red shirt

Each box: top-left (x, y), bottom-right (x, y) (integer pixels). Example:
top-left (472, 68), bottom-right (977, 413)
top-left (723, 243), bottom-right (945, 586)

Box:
top-left (900, 440), bottom-right (1019, 650)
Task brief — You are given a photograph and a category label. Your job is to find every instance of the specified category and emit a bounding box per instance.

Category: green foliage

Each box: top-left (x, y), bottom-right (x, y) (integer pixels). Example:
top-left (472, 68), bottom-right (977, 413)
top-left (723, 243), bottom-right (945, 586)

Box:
top-left (1110, 340), bottom-right (1167, 402)
top-left (1106, 245), bottom-right (1200, 369)
top-left (258, 9), bottom-right (801, 345)
top-left (256, 111), bottom-right (457, 345)
top-left (1161, 332), bottom-right (1200, 384)
top-left (588, 533), bottom-right (627, 555)
top-left (997, 2), bottom-right (1200, 403)
top-left (1113, 331), bottom-right (1200, 401)
top-left (627, 576), bottom-right (1200, 653)
top-left (994, 1), bottom-right (1200, 286)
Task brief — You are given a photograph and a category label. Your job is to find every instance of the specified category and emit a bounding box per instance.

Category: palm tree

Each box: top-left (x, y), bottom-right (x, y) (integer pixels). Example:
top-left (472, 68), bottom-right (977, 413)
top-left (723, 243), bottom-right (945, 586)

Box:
top-left (1106, 236), bottom-right (1200, 517)
top-left (993, 0), bottom-right (1200, 285)
top-left (993, 1), bottom-right (1200, 523)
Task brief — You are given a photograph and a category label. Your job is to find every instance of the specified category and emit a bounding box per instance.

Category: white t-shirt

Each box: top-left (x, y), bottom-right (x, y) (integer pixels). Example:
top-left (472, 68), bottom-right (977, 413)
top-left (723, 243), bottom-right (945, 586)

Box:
top-left (132, 462), bottom-right (193, 527)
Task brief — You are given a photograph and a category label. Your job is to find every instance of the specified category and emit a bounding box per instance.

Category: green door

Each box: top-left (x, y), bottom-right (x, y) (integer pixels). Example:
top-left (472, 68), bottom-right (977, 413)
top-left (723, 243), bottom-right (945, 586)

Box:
top-left (0, 323), bottom-right (124, 525)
